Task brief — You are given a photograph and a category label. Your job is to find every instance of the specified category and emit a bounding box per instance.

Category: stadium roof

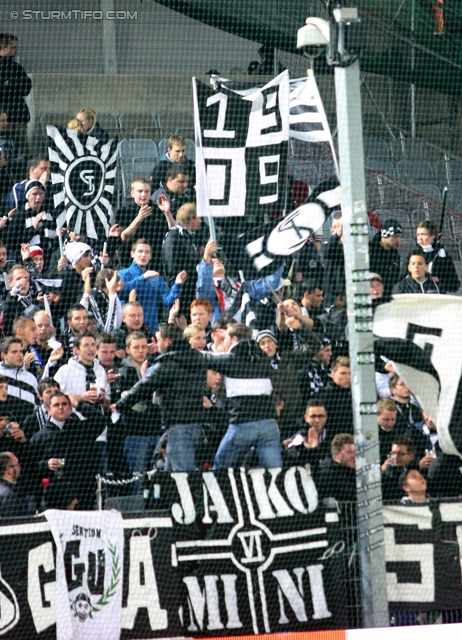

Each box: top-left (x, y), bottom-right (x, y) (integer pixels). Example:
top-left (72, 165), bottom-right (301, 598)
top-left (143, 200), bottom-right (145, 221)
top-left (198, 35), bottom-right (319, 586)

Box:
top-left (154, 0), bottom-right (462, 98)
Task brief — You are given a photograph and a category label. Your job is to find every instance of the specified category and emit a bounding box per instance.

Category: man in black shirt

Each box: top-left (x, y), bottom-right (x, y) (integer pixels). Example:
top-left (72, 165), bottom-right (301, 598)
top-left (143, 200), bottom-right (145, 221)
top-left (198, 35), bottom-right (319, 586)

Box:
top-left (151, 164), bottom-right (195, 217)
top-left (0, 33), bottom-right (31, 154)
top-left (317, 433), bottom-right (356, 502)
top-left (0, 451), bottom-right (28, 517)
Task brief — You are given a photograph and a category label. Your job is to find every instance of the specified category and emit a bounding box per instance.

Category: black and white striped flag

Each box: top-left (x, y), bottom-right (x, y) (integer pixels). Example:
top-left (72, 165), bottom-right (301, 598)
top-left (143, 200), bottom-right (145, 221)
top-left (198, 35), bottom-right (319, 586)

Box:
top-left (47, 125), bottom-right (118, 240)
top-left (289, 75), bottom-right (333, 143)
top-left (374, 295), bottom-right (462, 459)
top-left (210, 74), bottom-right (334, 144)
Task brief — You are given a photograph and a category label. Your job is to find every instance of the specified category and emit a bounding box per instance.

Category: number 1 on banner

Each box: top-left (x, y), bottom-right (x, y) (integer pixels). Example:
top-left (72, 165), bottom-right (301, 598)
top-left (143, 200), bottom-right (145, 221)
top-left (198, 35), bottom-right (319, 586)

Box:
top-left (204, 93), bottom-right (235, 139)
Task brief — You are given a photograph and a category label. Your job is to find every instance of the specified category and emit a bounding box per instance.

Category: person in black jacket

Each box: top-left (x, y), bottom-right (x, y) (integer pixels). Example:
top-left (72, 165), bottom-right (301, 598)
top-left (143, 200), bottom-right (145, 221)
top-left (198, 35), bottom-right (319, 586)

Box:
top-left (381, 435), bottom-right (419, 501)
top-left (0, 108), bottom-right (26, 208)
top-left (7, 180), bottom-right (55, 260)
top-left (393, 250), bottom-right (440, 295)
top-left (113, 301), bottom-right (156, 359)
top-left (322, 219), bottom-right (345, 309)
top-left (162, 203), bottom-right (202, 316)
top-left (404, 219), bottom-right (459, 293)
top-left (116, 177), bottom-right (175, 270)
top-left (369, 218), bottom-right (402, 300)
top-left (114, 323), bottom-right (208, 471)
top-left (76, 108), bottom-right (109, 144)
top-left (0, 451), bottom-right (28, 518)
top-left (150, 134), bottom-right (196, 191)
top-left (319, 356), bottom-right (354, 436)
top-left (29, 392), bottom-right (107, 509)
top-left (0, 33), bottom-right (32, 154)
top-left (317, 433), bottom-right (356, 502)
top-left (151, 163), bottom-right (195, 217)
top-left (203, 323), bottom-right (282, 469)
top-left (283, 399), bottom-right (332, 477)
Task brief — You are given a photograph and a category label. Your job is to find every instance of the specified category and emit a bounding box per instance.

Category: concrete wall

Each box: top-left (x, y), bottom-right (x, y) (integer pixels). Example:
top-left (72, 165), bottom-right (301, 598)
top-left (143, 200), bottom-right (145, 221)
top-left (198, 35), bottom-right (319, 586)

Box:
top-left (0, 0), bottom-right (262, 76)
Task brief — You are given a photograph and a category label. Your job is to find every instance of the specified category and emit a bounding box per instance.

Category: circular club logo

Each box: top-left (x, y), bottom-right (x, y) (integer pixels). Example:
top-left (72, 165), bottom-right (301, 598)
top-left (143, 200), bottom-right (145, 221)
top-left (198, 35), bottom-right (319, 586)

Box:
top-left (64, 156), bottom-right (105, 211)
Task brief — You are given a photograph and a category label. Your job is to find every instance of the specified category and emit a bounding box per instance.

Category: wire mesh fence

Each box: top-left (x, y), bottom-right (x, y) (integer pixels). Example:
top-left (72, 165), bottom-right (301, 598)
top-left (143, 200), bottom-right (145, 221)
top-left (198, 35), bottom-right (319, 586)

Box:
top-left (1, 0), bottom-right (462, 637)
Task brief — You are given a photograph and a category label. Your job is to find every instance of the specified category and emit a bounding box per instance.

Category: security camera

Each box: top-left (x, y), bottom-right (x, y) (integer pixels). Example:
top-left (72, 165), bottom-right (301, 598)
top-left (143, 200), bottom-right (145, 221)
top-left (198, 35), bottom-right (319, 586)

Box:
top-left (297, 17), bottom-right (330, 58)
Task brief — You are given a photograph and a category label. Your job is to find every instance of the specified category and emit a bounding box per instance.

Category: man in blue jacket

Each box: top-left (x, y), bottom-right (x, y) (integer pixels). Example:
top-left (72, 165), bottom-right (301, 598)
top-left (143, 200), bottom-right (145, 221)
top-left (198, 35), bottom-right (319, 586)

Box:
top-left (196, 238), bottom-right (285, 323)
top-left (118, 238), bottom-right (186, 331)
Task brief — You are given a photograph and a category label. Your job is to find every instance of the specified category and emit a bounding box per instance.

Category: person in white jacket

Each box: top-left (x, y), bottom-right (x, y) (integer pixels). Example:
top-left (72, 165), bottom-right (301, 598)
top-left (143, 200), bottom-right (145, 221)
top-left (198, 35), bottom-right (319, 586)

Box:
top-left (53, 332), bottom-right (110, 408)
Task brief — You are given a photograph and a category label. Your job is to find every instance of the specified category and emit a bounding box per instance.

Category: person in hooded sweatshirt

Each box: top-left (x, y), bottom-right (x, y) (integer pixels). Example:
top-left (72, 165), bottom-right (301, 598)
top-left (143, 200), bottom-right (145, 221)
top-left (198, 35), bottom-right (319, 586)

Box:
top-left (369, 218), bottom-right (402, 300)
top-left (398, 219), bottom-right (459, 294)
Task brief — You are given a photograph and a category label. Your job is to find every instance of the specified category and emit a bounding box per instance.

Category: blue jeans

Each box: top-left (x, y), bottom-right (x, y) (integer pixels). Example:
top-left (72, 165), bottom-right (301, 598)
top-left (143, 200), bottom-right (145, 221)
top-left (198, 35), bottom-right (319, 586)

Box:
top-left (214, 419), bottom-right (282, 469)
top-left (124, 435), bottom-right (158, 474)
top-left (165, 423), bottom-right (203, 471)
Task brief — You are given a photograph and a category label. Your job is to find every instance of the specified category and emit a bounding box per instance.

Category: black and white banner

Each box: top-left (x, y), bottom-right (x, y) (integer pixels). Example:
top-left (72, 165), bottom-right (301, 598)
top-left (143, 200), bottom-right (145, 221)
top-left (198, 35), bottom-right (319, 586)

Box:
top-left (194, 71), bottom-right (290, 218)
top-left (0, 468), bottom-right (347, 638)
top-left (45, 510), bottom-right (124, 640)
top-left (245, 177), bottom-right (341, 272)
top-left (373, 295), bottom-right (462, 458)
top-left (47, 125), bottom-right (118, 240)
top-left (384, 503), bottom-right (462, 611)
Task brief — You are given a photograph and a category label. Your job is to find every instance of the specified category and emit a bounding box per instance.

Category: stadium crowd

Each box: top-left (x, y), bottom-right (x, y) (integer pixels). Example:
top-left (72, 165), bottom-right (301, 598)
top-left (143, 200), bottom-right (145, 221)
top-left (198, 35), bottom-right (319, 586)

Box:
top-left (0, 31), bottom-right (461, 516)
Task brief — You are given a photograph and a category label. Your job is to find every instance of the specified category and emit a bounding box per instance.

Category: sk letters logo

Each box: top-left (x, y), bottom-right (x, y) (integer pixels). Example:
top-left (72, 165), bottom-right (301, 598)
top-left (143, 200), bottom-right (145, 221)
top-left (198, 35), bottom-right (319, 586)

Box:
top-left (80, 169), bottom-right (95, 197)
top-left (65, 157), bottom-right (105, 210)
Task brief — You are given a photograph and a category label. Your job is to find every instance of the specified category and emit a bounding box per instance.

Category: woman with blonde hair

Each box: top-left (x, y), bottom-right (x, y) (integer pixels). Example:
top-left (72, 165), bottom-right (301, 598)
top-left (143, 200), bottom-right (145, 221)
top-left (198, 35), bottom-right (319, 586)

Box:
top-left (66, 118), bottom-right (84, 133)
top-left (76, 107), bottom-right (109, 143)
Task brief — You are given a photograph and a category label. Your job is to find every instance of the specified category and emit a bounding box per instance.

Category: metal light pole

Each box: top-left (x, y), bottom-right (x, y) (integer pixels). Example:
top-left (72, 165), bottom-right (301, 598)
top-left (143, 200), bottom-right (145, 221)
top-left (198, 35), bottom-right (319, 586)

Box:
top-left (298, 7), bottom-right (389, 628)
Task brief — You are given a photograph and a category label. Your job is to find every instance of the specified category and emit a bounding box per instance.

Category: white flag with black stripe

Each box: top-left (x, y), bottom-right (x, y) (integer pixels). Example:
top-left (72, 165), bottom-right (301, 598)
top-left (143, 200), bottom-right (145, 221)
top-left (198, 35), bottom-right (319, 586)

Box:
top-left (289, 75), bottom-right (332, 142)
top-left (244, 177), bottom-right (341, 273)
top-left (47, 125), bottom-right (118, 240)
top-left (374, 295), bottom-right (462, 459)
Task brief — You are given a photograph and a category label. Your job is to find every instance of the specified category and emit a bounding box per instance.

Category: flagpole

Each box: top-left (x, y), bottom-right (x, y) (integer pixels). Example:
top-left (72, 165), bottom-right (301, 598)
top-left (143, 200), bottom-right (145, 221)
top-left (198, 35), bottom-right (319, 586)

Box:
top-left (192, 77), bottom-right (216, 242)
